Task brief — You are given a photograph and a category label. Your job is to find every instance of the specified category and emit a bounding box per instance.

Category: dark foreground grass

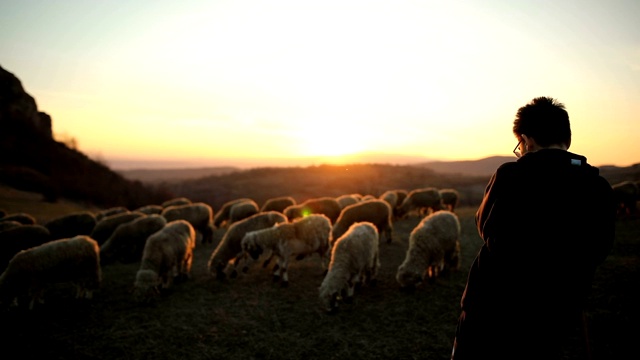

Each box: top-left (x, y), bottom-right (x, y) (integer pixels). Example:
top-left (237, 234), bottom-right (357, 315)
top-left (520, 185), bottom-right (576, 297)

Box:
top-left (1, 207), bottom-right (638, 360)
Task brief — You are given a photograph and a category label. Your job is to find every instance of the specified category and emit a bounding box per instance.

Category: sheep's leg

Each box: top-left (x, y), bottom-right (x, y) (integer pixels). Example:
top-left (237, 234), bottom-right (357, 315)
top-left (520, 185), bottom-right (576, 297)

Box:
top-left (272, 257), bottom-right (283, 283)
top-left (280, 256), bottom-right (290, 288)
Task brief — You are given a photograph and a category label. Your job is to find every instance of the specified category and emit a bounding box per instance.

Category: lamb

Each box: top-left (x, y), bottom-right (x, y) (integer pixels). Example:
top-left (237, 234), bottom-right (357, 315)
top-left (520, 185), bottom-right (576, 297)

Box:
top-left (283, 196), bottom-right (342, 224)
top-left (213, 198), bottom-right (254, 228)
top-left (241, 214), bottom-right (332, 287)
top-left (260, 196), bottom-right (296, 213)
top-left (0, 224), bottom-right (52, 273)
top-left (207, 211), bottom-right (287, 281)
top-left (161, 197), bottom-right (192, 208)
top-left (90, 211), bottom-right (145, 246)
top-left (100, 214), bottom-right (167, 265)
top-left (439, 188), bottom-right (460, 212)
top-left (44, 211), bottom-right (97, 240)
top-left (0, 212), bottom-right (36, 225)
top-left (331, 199), bottom-right (393, 245)
top-left (318, 222), bottom-right (380, 313)
top-left (228, 199), bottom-right (260, 225)
top-left (396, 187), bottom-right (444, 219)
top-left (0, 235), bottom-right (101, 310)
top-left (396, 210), bottom-right (461, 291)
top-left (133, 220), bottom-right (196, 302)
top-left (335, 194), bottom-right (361, 210)
top-left (161, 202), bottom-right (215, 244)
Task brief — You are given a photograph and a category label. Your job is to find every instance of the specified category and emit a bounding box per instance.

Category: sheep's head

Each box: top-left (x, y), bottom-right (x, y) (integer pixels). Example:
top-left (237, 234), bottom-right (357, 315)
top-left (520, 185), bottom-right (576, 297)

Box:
top-left (241, 233), bottom-right (263, 260)
top-left (133, 269), bottom-right (161, 303)
top-left (318, 287), bottom-right (341, 314)
top-left (396, 265), bottom-right (423, 289)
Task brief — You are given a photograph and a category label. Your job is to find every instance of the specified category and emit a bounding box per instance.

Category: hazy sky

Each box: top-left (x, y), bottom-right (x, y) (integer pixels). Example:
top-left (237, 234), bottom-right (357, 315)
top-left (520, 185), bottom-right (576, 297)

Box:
top-left (1, 0), bottom-right (639, 169)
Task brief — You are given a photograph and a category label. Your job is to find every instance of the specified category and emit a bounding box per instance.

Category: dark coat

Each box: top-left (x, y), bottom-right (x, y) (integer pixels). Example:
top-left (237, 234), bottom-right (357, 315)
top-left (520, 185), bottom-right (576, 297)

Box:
top-left (453, 149), bottom-right (616, 359)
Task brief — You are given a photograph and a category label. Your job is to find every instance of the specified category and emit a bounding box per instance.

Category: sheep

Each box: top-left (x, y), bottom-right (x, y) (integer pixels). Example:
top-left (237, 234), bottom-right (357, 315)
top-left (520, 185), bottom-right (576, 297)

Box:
top-left (318, 222), bottom-right (380, 313)
top-left (0, 220), bottom-right (22, 232)
top-left (612, 180), bottom-right (639, 217)
top-left (44, 211), bottom-right (97, 240)
top-left (335, 194), bottom-right (361, 210)
top-left (260, 196), bottom-right (296, 213)
top-left (396, 210), bottom-right (461, 291)
top-left (100, 214), bottom-right (167, 265)
top-left (213, 198), bottom-right (254, 228)
top-left (133, 220), bottom-right (196, 302)
top-left (439, 188), bottom-right (460, 212)
top-left (0, 235), bottom-right (101, 310)
top-left (134, 204), bottom-right (163, 215)
top-left (228, 199), bottom-right (260, 225)
top-left (207, 211), bottom-right (287, 281)
top-left (0, 224), bottom-right (52, 273)
top-left (161, 197), bottom-right (192, 208)
top-left (378, 190), bottom-right (399, 211)
top-left (396, 187), bottom-right (444, 219)
top-left (393, 189), bottom-right (408, 206)
top-left (0, 212), bottom-right (36, 225)
top-left (95, 206), bottom-right (129, 221)
top-left (161, 202), bottom-right (214, 244)
top-left (283, 196), bottom-right (342, 224)
top-left (241, 214), bottom-right (332, 287)
top-left (90, 211), bottom-right (146, 246)
top-left (331, 199), bottom-right (393, 245)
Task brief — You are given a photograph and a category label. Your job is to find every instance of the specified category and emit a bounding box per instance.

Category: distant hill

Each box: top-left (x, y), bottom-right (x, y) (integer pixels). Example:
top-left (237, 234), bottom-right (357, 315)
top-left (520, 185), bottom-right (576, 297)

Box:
top-left (416, 156), bottom-right (514, 177)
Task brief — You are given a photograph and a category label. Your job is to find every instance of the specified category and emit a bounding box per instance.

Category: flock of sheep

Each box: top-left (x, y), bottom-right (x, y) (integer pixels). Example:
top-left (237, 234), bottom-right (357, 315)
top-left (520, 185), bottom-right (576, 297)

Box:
top-left (0, 187), bottom-right (463, 313)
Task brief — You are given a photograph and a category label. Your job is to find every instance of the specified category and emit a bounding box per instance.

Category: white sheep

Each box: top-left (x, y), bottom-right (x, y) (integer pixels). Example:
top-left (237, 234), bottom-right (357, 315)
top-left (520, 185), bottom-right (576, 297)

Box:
top-left (335, 194), bottom-right (361, 210)
top-left (228, 199), bottom-right (260, 225)
top-left (378, 190), bottom-right (399, 211)
top-left (283, 196), bottom-right (342, 224)
top-left (44, 211), bottom-right (97, 240)
top-left (0, 235), bottom-right (101, 310)
top-left (134, 204), bottom-right (164, 215)
top-left (99, 214), bottom-right (167, 265)
top-left (95, 206), bottom-right (129, 221)
top-left (161, 197), bottom-right (192, 208)
top-left (161, 202), bottom-right (215, 244)
top-left (213, 198), bottom-right (255, 228)
top-left (90, 211), bottom-right (146, 246)
top-left (396, 210), bottom-right (461, 291)
top-left (0, 224), bottom-right (52, 273)
top-left (207, 211), bottom-right (288, 281)
top-left (318, 222), bottom-right (380, 313)
top-left (396, 187), bottom-right (444, 219)
top-left (331, 199), bottom-right (393, 245)
top-left (439, 188), bottom-right (460, 212)
top-left (0, 212), bottom-right (36, 225)
top-left (133, 220), bottom-right (196, 302)
top-left (241, 214), bottom-right (332, 287)
top-left (260, 196), bottom-right (296, 213)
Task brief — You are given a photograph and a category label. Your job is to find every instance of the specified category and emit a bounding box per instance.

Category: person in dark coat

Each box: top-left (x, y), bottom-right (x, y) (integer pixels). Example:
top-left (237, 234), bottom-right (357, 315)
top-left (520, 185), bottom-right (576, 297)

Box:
top-left (450, 96), bottom-right (616, 360)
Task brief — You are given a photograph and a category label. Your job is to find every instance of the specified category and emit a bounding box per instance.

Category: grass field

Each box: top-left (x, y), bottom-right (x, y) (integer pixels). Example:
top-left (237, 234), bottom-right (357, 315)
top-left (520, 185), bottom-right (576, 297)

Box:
top-left (1, 185), bottom-right (638, 360)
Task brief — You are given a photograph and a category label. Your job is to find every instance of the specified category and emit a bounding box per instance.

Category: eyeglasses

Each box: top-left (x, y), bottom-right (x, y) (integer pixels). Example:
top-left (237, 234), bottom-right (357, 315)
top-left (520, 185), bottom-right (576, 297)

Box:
top-left (513, 140), bottom-right (523, 158)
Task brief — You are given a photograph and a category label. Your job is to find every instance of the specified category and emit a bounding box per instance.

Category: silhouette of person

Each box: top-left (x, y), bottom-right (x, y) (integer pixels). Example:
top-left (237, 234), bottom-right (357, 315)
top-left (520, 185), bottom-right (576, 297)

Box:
top-left (450, 96), bottom-right (616, 359)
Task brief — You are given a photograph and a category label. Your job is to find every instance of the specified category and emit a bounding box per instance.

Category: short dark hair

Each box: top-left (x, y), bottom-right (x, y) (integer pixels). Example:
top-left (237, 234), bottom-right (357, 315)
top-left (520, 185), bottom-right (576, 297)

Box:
top-left (512, 96), bottom-right (571, 148)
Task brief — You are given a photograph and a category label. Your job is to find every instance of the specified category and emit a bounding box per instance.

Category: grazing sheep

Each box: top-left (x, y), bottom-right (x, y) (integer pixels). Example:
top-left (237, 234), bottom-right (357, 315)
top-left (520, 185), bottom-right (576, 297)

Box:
top-left (260, 196), bottom-right (296, 213)
top-left (393, 189), bottom-right (408, 206)
top-left (612, 180), bottom-right (639, 217)
top-left (318, 222), bottom-right (380, 313)
top-left (228, 199), bottom-right (260, 225)
top-left (331, 199), bottom-right (393, 245)
top-left (0, 220), bottom-right (22, 232)
top-left (336, 194), bottom-right (361, 210)
top-left (90, 211), bottom-right (146, 246)
top-left (213, 198), bottom-right (254, 228)
top-left (378, 190), bottom-right (399, 211)
top-left (396, 210), bottom-right (461, 290)
top-left (283, 197), bottom-right (342, 224)
top-left (100, 214), bottom-right (167, 265)
top-left (241, 214), bottom-right (332, 286)
top-left (0, 224), bottom-right (52, 273)
top-left (396, 187), bottom-right (444, 219)
top-left (0, 235), bottom-right (101, 310)
top-left (161, 197), bottom-right (192, 208)
top-left (95, 206), bottom-right (129, 221)
top-left (44, 211), bottom-right (97, 240)
top-left (439, 188), bottom-right (460, 212)
top-left (133, 220), bottom-right (196, 302)
top-left (207, 211), bottom-right (287, 281)
top-left (0, 212), bottom-right (36, 225)
top-left (135, 204), bottom-right (163, 215)
top-left (161, 202), bottom-right (214, 244)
